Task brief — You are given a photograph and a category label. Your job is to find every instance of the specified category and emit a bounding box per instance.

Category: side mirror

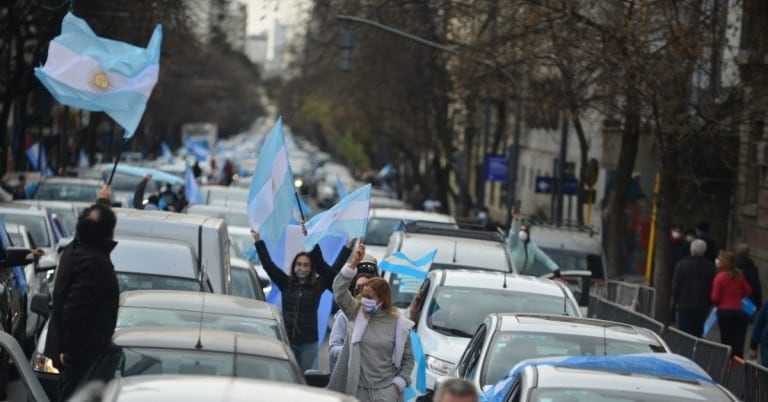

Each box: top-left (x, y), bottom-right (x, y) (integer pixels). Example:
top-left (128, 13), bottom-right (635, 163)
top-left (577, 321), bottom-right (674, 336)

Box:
top-left (31, 294), bottom-right (51, 319)
top-left (0, 247), bottom-right (34, 268)
top-left (36, 256), bottom-right (57, 273)
top-left (303, 369), bottom-right (330, 387)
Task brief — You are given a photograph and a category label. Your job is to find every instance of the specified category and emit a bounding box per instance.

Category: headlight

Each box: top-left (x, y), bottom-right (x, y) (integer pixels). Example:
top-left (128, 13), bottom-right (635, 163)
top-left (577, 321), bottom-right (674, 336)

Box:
top-left (294, 179), bottom-right (303, 188)
top-left (32, 352), bottom-right (59, 374)
top-left (426, 355), bottom-right (455, 376)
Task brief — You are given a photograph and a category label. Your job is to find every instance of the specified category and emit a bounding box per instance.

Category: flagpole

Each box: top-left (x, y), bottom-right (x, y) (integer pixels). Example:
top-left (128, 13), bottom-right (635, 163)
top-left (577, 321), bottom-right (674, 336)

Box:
top-left (294, 191), bottom-right (306, 222)
top-left (107, 136), bottom-right (128, 186)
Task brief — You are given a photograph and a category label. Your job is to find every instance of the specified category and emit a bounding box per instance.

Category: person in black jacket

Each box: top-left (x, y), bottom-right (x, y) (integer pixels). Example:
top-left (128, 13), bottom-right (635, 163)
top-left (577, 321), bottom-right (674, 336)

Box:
top-left (736, 244), bottom-right (763, 308)
top-left (671, 239), bottom-right (717, 337)
top-left (45, 185), bottom-right (119, 401)
top-left (251, 230), bottom-right (353, 371)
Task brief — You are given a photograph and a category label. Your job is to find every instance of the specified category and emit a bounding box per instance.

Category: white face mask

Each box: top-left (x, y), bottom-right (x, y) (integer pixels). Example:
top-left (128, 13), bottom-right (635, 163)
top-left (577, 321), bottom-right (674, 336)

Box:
top-left (519, 231), bottom-right (529, 242)
top-left (294, 266), bottom-right (311, 279)
top-left (671, 230), bottom-right (682, 240)
top-left (715, 258), bottom-right (721, 268)
top-left (361, 297), bottom-right (380, 313)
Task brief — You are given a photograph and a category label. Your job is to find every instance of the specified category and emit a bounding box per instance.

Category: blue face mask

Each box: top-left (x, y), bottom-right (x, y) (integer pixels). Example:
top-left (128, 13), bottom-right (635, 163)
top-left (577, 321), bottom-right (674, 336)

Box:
top-left (361, 297), bottom-right (379, 313)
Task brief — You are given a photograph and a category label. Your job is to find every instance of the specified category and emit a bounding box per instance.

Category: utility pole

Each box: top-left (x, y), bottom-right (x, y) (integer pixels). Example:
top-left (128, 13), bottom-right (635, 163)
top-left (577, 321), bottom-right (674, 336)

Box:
top-left (556, 112), bottom-right (569, 226)
top-left (479, 86), bottom-right (492, 208)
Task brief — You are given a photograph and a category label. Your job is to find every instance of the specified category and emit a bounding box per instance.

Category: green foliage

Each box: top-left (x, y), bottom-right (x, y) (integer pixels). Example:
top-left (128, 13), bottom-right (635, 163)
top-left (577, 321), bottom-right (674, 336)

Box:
top-left (336, 131), bottom-right (370, 172)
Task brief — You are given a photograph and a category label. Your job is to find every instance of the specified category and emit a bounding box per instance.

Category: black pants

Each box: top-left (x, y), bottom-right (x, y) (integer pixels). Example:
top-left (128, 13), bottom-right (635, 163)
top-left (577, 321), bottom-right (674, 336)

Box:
top-left (717, 309), bottom-right (748, 358)
top-left (677, 308), bottom-right (708, 337)
top-left (58, 363), bottom-right (88, 402)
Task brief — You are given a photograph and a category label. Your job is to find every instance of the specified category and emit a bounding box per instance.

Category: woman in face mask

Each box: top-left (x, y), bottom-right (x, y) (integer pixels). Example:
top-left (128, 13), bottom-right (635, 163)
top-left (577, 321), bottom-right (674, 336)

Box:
top-left (505, 210), bottom-right (559, 275)
top-left (711, 250), bottom-right (752, 358)
top-left (329, 263), bottom-right (376, 373)
top-left (251, 231), bottom-right (354, 371)
top-left (328, 243), bottom-right (415, 402)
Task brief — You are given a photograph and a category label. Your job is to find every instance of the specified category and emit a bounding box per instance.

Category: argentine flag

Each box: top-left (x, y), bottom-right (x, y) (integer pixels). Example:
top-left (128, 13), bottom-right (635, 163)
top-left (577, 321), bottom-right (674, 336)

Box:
top-left (184, 163), bottom-right (204, 206)
top-left (160, 142), bottom-right (174, 163)
top-left (34, 13), bottom-right (162, 138)
top-left (379, 250), bottom-right (437, 280)
top-left (247, 118), bottom-right (296, 245)
top-left (186, 138), bottom-right (210, 161)
top-left (26, 142), bottom-right (53, 177)
top-left (303, 184), bottom-right (371, 251)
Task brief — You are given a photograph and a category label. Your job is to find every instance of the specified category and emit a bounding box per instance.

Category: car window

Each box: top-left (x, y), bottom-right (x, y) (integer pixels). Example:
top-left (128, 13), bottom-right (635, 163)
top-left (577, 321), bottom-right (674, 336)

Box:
top-left (426, 287), bottom-right (579, 338)
top-left (116, 307), bottom-right (280, 340)
top-left (116, 272), bottom-right (202, 292)
top-left (49, 208), bottom-right (76, 235)
top-left (366, 218), bottom-right (401, 246)
top-left (7, 232), bottom-right (23, 247)
top-left (0, 214), bottom-right (50, 247)
top-left (457, 324), bottom-right (486, 378)
top-left (231, 266), bottom-right (259, 300)
top-left (89, 348), bottom-right (299, 383)
top-left (33, 183), bottom-right (100, 202)
top-left (481, 331), bottom-right (667, 386)
top-left (388, 273), bottom-right (426, 308)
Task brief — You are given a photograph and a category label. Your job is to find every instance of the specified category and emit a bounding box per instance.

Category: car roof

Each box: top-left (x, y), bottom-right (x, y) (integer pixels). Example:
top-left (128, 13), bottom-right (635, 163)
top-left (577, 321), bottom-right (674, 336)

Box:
top-left (187, 204), bottom-right (246, 213)
top-left (530, 226), bottom-right (601, 254)
top-left (15, 199), bottom-right (91, 210)
top-left (0, 203), bottom-right (49, 215)
top-left (369, 209), bottom-right (456, 223)
top-left (104, 375), bottom-right (357, 402)
top-left (112, 327), bottom-right (291, 359)
top-left (435, 270), bottom-right (564, 296)
top-left (401, 233), bottom-right (510, 272)
top-left (494, 314), bottom-right (663, 346)
top-left (114, 208), bottom-right (225, 230)
top-left (532, 365), bottom-right (730, 399)
top-left (39, 177), bottom-right (103, 185)
top-left (119, 290), bottom-right (275, 319)
top-left (112, 237), bottom-right (197, 278)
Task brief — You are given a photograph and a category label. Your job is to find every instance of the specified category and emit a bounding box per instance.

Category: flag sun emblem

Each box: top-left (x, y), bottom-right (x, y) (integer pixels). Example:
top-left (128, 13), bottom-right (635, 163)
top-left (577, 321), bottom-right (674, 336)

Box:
top-left (92, 71), bottom-right (110, 90)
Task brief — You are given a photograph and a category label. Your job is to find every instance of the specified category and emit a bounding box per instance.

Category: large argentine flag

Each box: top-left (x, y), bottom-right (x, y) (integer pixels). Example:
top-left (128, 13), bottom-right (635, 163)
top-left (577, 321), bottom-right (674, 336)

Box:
top-left (247, 118), bottom-right (296, 245)
top-left (34, 13), bottom-right (162, 138)
top-left (184, 162), bottom-right (204, 206)
top-left (303, 184), bottom-right (371, 251)
top-left (379, 250), bottom-right (437, 280)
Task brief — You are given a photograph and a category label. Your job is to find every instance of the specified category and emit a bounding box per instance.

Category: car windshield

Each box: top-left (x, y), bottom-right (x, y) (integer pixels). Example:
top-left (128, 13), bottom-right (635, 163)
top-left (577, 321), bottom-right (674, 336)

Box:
top-left (116, 272), bottom-right (202, 292)
top-left (7, 232), bottom-right (24, 247)
top-left (116, 307), bottom-right (280, 340)
top-left (0, 214), bottom-right (50, 247)
top-left (530, 387), bottom-right (725, 402)
top-left (426, 287), bottom-right (578, 338)
top-left (49, 209), bottom-right (76, 235)
top-left (90, 347), bottom-right (298, 383)
top-left (33, 182), bottom-right (100, 202)
top-left (389, 273), bottom-right (425, 308)
top-left (533, 248), bottom-right (604, 278)
top-left (481, 331), bottom-right (667, 386)
top-left (366, 218), bottom-right (401, 246)
top-left (231, 266), bottom-right (258, 300)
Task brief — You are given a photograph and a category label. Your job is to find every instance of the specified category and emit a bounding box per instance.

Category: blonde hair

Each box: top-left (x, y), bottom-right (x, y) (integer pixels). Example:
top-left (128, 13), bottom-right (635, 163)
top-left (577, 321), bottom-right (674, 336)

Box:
top-left (718, 250), bottom-right (741, 280)
top-left (353, 277), bottom-right (399, 318)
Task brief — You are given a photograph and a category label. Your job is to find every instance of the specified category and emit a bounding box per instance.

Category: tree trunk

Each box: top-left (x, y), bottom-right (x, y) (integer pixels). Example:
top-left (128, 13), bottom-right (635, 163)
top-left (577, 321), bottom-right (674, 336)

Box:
top-left (653, 164), bottom-right (675, 324)
top-left (605, 98), bottom-right (640, 279)
top-left (570, 110), bottom-right (589, 227)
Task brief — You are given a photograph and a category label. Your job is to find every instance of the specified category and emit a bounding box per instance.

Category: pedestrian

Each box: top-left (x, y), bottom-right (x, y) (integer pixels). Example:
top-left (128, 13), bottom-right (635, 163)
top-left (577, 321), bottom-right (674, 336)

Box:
top-left (684, 228), bottom-right (696, 243)
top-left (132, 174), bottom-right (153, 209)
top-left (696, 222), bottom-right (718, 262)
top-left (45, 185), bottom-right (119, 401)
top-left (12, 175), bottom-right (26, 200)
top-left (144, 195), bottom-right (160, 211)
top-left (736, 244), bottom-right (762, 308)
top-left (422, 192), bottom-right (442, 213)
top-left (329, 257), bottom-right (378, 373)
top-left (711, 250), bottom-right (752, 358)
top-left (327, 242), bottom-right (415, 402)
top-left (192, 160), bottom-right (202, 179)
top-left (669, 224), bottom-right (689, 283)
top-left (750, 300), bottom-right (768, 365)
top-left (159, 183), bottom-right (178, 210)
top-left (251, 231), bottom-right (353, 371)
top-left (505, 211), bottom-right (558, 275)
top-left (223, 159), bottom-right (235, 186)
top-left (176, 186), bottom-right (189, 212)
top-left (671, 239), bottom-right (716, 337)
top-left (432, 378), bottom-right (479, 402)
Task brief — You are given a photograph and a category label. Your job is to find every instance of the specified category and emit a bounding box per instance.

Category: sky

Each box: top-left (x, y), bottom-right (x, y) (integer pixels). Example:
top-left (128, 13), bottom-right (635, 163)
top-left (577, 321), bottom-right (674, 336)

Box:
top-left (244, 0), bottom-right (310, 35)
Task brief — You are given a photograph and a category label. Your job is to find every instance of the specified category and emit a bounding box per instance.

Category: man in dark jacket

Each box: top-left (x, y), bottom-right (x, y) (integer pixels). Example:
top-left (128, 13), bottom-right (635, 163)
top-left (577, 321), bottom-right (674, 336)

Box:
top-left (672, 239), bottom-right (717, 337)
top-left (45, 186), bottom-right (119, 401)
top-left (736, 244), bottom-right (762, 308)
top-left (696, 221), bottom-right (718, 263)
top-left (669, 224), bottom-right (689, 285)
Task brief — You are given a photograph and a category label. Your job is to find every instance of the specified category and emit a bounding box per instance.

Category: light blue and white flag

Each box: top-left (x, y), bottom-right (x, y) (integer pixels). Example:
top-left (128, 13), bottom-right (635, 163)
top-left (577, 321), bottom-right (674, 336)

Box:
top-left (185, 138), bottom-right (210, 161)
top-left (247, 118), bottom-right (296, 245)
top-left (184, 162), bottom-right (204, 206)
top-left (77, 149), bottom-right (90, 168)
top-left (160, 142), bottom-right (174, 163)
top-left (303, 184), bottom-right (371, 251)
top-left (376, 163), bottom-right (394, 178)
top-left (34, 13), bottom-right (162, 138)
top-left (26, 142), bottom-right (53, 177)
top-left (379, 250), bottom-right (437, 280)
top-left (335, 174), bottom-right (347, 198)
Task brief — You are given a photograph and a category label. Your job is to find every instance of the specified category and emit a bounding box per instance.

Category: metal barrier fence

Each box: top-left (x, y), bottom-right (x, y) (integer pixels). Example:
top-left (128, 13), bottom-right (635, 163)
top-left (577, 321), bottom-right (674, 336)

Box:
top-left (604, 280), bottom-right (656, 318)
top-left (745, 360), bottom-right (768, 402)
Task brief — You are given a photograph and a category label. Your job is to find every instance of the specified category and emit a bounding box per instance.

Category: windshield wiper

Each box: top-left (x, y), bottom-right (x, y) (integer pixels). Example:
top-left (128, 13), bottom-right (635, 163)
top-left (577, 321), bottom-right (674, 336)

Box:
top-left (430, 324), bottom-right (473, 338)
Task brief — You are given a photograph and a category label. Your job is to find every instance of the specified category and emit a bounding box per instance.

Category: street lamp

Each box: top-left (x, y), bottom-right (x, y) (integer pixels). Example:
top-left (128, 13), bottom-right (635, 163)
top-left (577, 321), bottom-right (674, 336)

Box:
top-left (335, 15), bottom-right (524, 225)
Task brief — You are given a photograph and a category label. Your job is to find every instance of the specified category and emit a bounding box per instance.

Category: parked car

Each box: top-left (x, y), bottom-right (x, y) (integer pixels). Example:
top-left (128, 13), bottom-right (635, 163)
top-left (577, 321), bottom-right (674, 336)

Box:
top-left (80, 328), bottom-right (304, 385)
top-left (453, 313), bottom-right (671, 390)
top-left (384, 226), bottom-right (515, 309)
top-left (482, 353), bottom-right (738, 402)
top-left (229, 226), bottom-right (271, 297)
top-left (31, 177), bottom-right (108, 204)
top-left (0, 204), bottom-right (63, 257)
top-left (366, 208), bottom-right (457, 264)
top-left (115, 290), bottom-right (286, 343)
top-left (15, 200), bottom-right (91, 235)
top-left (412, 269), bottom-right (580, 389)
top-left (523, 223), bottom-right (607, 282)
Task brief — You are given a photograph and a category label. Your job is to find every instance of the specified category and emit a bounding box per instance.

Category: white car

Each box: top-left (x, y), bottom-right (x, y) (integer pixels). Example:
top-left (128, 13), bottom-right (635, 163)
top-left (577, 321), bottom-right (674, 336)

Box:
top-left (523, 224), bottom-right (606, 281)
top-left (412, 269), bottom-right (580, 390)
top-left (365, 208), bottom-right (457, 264)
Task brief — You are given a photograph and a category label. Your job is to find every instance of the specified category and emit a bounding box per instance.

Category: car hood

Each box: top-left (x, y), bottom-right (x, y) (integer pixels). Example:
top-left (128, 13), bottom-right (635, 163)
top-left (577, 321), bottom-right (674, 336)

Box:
top-left (419, 324), bottom-right (471, 364)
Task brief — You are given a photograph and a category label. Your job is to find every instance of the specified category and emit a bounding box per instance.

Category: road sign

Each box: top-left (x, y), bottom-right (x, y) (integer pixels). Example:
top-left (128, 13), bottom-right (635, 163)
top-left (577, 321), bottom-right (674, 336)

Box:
top-left (535, 176), bottom-right (553, 193)
top-left (484, 155), bottom-right (508, 182)
top-left (564, 178), bottom-right (579, 195)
